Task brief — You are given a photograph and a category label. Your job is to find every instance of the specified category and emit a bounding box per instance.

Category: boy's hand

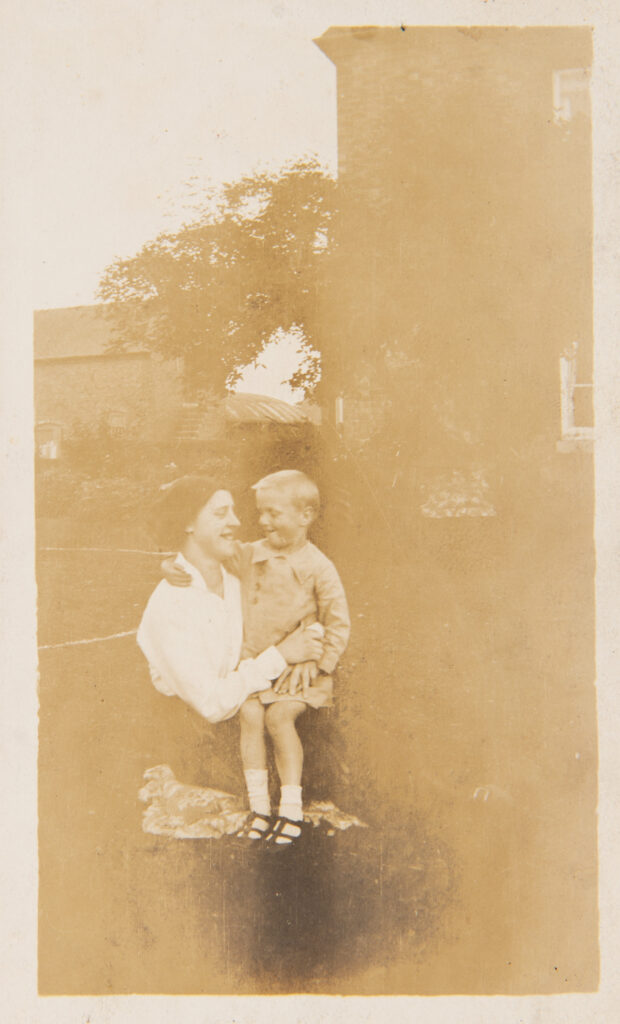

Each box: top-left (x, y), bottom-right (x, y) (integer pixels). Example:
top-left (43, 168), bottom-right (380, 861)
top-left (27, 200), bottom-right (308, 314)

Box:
top-left (161, 556), bottom-right (192, 587)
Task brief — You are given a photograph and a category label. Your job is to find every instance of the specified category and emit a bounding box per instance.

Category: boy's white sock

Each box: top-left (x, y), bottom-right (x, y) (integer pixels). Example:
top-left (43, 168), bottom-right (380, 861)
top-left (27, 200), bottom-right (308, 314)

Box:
top-left (244, 769), bottom-right (270, 816)
top-left (279, 784), bottom-right (303, 822)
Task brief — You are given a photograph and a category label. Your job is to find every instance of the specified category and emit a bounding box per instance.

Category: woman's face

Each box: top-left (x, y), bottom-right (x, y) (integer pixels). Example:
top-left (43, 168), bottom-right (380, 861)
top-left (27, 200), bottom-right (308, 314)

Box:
top-left (188, 490), bottom-right (240, 561)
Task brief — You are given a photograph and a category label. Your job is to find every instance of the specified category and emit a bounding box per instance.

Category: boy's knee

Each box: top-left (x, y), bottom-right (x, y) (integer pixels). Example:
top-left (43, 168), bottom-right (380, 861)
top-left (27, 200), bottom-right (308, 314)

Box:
top-left (240, 699), bottom-right (265, 728)
top-left (265, 701), bottom-right (304, 736)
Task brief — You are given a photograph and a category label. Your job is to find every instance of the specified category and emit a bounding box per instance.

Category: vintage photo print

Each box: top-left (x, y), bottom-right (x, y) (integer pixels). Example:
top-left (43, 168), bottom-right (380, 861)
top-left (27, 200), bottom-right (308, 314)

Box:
top-left (1, 1), bottom-right (619, 1021)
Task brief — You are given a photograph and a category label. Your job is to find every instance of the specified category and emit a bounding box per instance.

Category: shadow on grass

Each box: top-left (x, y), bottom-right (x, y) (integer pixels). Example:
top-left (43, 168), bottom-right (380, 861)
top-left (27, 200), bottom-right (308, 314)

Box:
top-left (180, 810), bottom-right (455, 993)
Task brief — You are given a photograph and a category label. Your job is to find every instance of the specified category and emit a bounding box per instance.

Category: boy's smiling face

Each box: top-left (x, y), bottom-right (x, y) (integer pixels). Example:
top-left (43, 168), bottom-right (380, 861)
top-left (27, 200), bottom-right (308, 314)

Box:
top-left (255, 486), bottom-right (313, 553)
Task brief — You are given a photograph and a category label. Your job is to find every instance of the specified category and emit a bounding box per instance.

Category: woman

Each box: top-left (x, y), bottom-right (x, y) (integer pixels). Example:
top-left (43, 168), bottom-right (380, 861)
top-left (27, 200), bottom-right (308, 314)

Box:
top-left (137, 475), bottom-right (323, 727)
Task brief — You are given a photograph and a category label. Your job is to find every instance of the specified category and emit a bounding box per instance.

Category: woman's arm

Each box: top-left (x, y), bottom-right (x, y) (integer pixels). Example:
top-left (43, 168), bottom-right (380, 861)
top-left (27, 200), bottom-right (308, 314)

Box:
top-left (138, 596), bottom-right (323, 724)
top-left (138, 595), bottom-right (282, 722)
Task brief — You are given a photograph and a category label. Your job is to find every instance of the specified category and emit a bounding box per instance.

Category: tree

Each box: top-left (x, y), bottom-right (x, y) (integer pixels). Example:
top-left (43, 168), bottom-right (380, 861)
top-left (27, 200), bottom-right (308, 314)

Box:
top-left (97, 159), bottom-right (336, 397)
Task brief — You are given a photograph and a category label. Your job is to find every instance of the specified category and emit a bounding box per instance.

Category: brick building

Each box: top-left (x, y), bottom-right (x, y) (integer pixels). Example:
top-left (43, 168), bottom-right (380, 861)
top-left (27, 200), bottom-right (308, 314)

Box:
top-left (34, 305), bottom-right (183, 458)
top-left (315, 28), bottom-right (593, 479)
top-left (34, 304), bottom-right (315, 462)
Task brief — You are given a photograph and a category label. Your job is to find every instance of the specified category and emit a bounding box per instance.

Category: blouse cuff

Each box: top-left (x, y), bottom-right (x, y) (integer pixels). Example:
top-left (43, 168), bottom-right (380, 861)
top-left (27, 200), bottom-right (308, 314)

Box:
top-left (253, 646), bottom-right (288, 680)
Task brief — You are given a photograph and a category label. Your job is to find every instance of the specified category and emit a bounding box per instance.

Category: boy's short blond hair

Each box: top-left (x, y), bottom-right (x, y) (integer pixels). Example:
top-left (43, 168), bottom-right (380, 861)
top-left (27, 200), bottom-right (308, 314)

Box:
top-left (252, 470), bottom-right (320, 516)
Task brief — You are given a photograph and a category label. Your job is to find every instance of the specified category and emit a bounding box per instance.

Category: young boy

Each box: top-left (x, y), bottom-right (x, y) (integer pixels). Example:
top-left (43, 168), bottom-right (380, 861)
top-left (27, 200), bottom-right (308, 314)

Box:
top-left (163, 470), bottom-right (350, 848)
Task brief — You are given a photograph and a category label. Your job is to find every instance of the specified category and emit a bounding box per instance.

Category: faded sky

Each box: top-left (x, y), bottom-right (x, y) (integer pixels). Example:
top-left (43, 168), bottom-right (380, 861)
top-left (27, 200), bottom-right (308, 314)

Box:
top-left (28, 4), bottom-right (338, 311)
top-left (21, 3), bottom-right (347, 398)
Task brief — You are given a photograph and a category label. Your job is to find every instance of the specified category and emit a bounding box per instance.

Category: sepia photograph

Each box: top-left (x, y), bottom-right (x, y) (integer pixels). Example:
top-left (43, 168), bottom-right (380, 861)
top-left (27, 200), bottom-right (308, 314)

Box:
top-left (2, 1), bottom-right (620, 1019)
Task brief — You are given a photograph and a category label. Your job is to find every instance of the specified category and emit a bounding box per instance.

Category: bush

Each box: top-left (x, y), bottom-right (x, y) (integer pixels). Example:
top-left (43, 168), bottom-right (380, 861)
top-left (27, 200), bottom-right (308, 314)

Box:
top-left (75, 475), bottom-right (160, 524)
top-left (35, 466), bottom-right (88, 519)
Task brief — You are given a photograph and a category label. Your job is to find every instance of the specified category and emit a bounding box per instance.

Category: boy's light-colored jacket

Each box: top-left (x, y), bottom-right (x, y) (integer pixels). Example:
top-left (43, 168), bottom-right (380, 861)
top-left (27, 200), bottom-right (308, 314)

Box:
top-left (230, 539), bottom-right (351, 675)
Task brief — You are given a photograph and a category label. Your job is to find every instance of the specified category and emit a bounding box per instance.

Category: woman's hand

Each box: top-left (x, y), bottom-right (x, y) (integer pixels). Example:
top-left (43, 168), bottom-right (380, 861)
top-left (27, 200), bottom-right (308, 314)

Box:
top-left (277, 624), bottom-right (324, 665)
top-left (274, 661), bottom-right (319, 695)
top-left (161, 556), bottom-right (192, 587)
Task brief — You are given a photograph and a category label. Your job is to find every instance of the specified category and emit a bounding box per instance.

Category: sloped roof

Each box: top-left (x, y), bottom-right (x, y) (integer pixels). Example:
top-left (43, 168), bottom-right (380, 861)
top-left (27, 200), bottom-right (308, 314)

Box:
top-left (223, 392), bottom-right (310, 424)
top-left (34, 304), bottom-right (143, 360)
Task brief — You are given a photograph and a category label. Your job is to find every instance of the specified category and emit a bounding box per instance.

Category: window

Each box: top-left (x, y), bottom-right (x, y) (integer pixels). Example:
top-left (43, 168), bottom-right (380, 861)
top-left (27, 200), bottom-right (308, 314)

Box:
top-left (558, 342), bottom-right (594, 451)
top-left (36, 422), bottom-right (62, 460)
top-left (552, 68), bottom-right (590, 126)
top-left (334, 395), bottom-right (344, 429)
top-left (108, 410), bottom-right (127, 436)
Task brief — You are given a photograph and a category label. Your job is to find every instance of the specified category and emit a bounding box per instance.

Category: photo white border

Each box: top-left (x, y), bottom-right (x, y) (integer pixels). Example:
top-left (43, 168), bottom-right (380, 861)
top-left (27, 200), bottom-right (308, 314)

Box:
top-left (1, 1), bottom-right (618, 1021)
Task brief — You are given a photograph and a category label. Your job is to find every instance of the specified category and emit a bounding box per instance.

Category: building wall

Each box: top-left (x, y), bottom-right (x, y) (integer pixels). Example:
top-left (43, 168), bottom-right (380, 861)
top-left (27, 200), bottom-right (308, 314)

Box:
top-left (316, 28), bottom-right (593, 457)
top-left (34, 352), bottom-right (183, 443)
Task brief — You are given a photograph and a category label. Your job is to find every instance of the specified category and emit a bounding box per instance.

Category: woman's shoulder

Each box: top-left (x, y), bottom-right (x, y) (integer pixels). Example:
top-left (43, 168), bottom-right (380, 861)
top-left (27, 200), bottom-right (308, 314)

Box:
top-left (143, 577), bottom-right (203, 623)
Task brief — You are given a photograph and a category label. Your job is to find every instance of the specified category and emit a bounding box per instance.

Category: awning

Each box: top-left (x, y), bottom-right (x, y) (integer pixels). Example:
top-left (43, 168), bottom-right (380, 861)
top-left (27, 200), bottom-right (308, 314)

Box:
top-left (223, 392), bottom-right (309, 425)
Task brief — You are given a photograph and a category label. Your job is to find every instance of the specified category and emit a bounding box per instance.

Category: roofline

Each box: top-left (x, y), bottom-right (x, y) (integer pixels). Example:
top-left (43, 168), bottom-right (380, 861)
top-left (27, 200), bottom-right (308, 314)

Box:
top-left (313, 25), bottom-right (593, 62)
top-left (35, 351), bottom-right (147, 364)
top-left (33, 302), bottom-right (114, 316)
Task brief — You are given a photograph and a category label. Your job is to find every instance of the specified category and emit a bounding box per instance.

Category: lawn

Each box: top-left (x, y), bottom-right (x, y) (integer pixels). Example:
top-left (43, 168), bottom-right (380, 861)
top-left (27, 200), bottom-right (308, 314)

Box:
top-left (37, 480), bottom-right (599, 994)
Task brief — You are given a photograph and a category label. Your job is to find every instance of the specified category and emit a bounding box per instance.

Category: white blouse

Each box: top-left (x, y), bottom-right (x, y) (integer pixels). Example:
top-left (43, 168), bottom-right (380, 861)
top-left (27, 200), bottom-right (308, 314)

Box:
top-left (137, 553), bottom-right (286, 723)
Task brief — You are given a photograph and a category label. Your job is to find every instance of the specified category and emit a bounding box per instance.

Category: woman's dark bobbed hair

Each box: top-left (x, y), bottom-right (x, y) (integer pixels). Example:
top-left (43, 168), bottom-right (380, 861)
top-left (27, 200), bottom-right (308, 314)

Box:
top-left (149, 475), bottom-right (231, 551)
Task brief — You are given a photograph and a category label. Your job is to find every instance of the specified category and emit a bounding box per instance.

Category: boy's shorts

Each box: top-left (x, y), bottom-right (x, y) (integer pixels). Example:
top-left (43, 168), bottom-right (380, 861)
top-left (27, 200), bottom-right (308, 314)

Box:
top-left (258, 673), bottom-right (334, 710)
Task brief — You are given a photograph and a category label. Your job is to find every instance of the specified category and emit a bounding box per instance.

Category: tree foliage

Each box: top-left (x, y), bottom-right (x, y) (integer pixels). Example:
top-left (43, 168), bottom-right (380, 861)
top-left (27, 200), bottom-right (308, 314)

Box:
top-left (97, 159), bottom-right (336, 397)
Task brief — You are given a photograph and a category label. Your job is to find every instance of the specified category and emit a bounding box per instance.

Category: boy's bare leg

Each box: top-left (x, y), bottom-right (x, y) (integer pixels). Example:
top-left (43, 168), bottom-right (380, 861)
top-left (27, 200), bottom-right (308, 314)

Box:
top-left (265, 700), bottom-right (307, 822)
top-left (239, 698), bottom-right (270, 820)
top-left (239, 697), bottom-right (267, 770)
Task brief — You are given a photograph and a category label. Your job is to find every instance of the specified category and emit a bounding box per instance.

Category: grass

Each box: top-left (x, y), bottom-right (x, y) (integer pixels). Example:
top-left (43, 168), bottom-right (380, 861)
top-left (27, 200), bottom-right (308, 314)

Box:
top-left (37, 485), bottom-right (599, 993)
